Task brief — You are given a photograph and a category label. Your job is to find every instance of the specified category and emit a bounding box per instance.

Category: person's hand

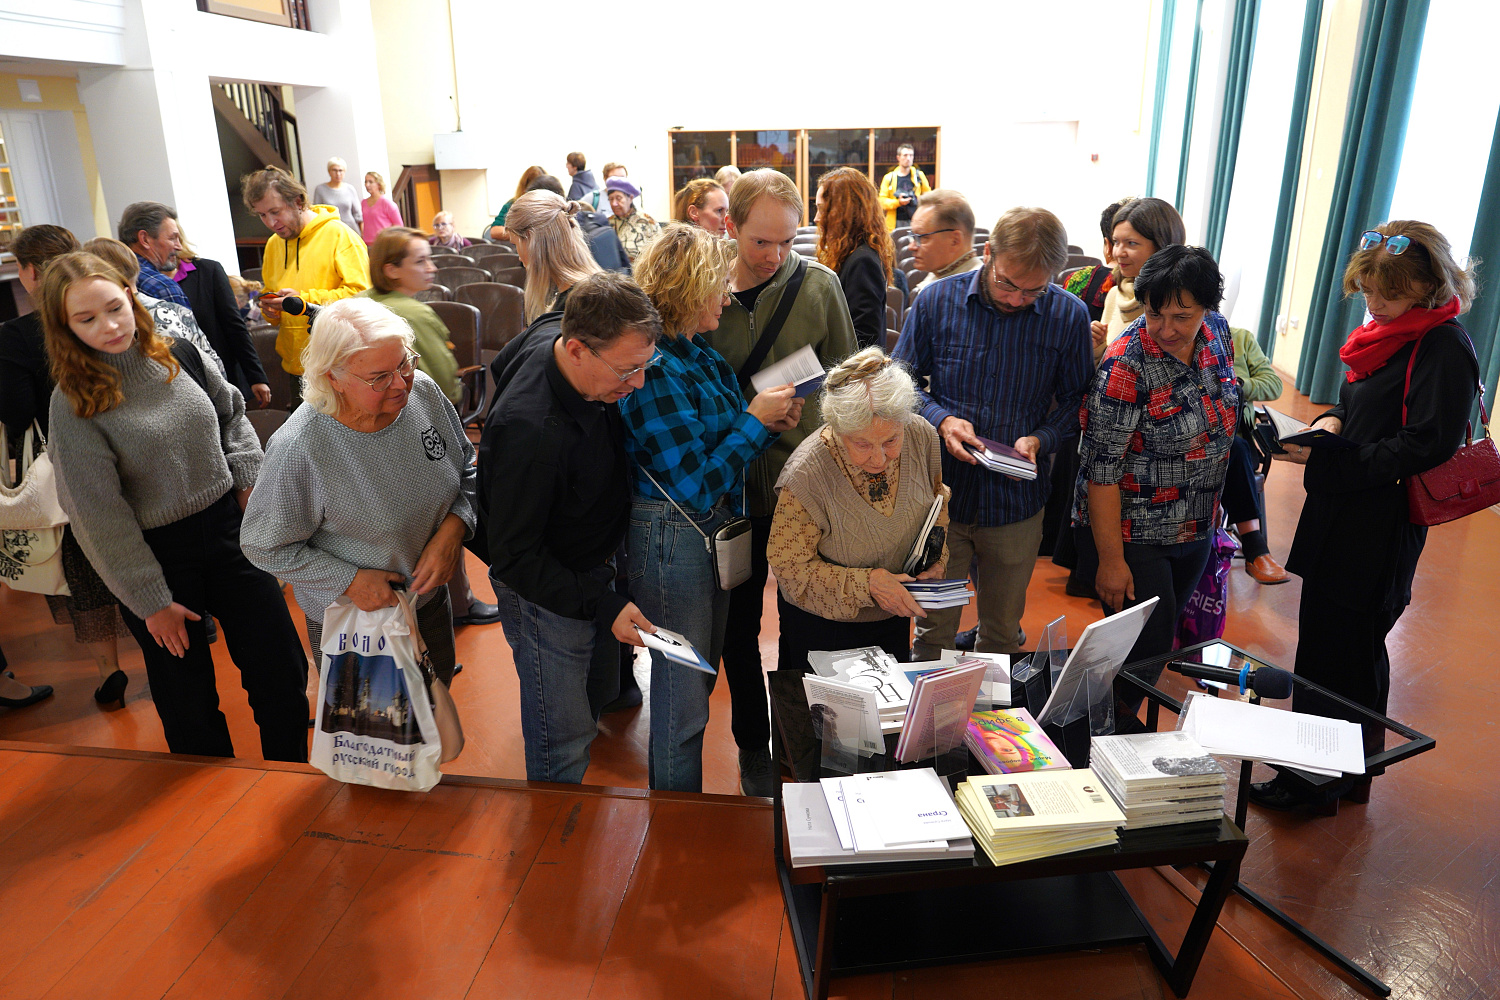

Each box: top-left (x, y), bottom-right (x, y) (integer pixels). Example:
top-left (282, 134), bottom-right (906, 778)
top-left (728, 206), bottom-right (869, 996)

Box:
top-left (259, 288), bottom-right (297, 323)
top-left (1091, 320), bottom-right (1109, 348)
top-left (870, 568), bottom-right (925, 618)
top-left (938, 415), bottom-right (982, 464)
top-left (145, 602), bottom-right (202, 658)
top-left (411, 516), bottom-right (465, 594)
top-left (1312, 416), bottom-right (1343, 435)
top-left (612, 602), bottom-right (655, 645)
top-left (235, 487), bottom-right (251, 511)
top-left (345, 569), bottom-right (404, 611)
top-left (1095, 557), bottom-right (1135, 611)
top-left (898, 194), bottom-right (912, 206)
top-left (915, 560), bottom-right (946, 581)
top-left (1012, 435), bottom-right (1040, 463)
top-left (251, 383), bottom-right (272, 408)
top-left (748, 383), bottom-right (799, 431)
top-left (1273, 442), bottom-right (1311, 465)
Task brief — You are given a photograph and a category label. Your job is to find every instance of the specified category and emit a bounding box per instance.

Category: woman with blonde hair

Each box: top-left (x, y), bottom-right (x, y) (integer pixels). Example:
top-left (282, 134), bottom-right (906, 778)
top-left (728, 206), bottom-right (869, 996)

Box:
top-left (619, 223), bottom-right (802, 792)
top-left (769, 347), bottom-right (949, 676)
top-left (1256, 220), bottom-right (1480, 813)
top-left (489, 165), bottom-right (547, 241)
top-left (815, 166), bottom-right (894, 350)
top-left (429, 210), bottom-right (471, 250)
top-left (39, 251), bottom-right (309, 759)
top-left (360, 171), bottom-right (404, 245)
top-left (673, 178), bottom-right (730, 237)
top-left (714, 164), bottom-right (741, 194)
top-left (505, 189), bottom-right (602, 323)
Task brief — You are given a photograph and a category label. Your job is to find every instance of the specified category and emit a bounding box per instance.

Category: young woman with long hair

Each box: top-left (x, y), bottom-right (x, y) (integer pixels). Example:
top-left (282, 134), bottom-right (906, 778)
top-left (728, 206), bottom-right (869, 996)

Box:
top-left (504, 190), bottom-right (602, 323)
top-left (815, 166), bottom-right (894, 350)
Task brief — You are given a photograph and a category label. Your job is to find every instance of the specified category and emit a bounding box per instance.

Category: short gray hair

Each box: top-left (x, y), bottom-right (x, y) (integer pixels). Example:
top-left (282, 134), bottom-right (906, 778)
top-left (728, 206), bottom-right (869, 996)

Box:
top-left (118, 202), bottom-right (177, 245)
top-left (915, 189), bottom-right (975, 240)
top-left (987, 206), bottom-right (1068, 276)
top-left (821, 346), bottom-right (917, 435)
top-left (300, 298), bottom-right (415, 415)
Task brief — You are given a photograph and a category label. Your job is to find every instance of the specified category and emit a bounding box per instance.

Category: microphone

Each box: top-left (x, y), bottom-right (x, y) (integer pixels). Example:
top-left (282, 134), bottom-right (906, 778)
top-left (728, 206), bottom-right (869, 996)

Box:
top-left (1168, 660), bottom-right (1294, 700)
top-left (280, 295), bottom-right (320, 325)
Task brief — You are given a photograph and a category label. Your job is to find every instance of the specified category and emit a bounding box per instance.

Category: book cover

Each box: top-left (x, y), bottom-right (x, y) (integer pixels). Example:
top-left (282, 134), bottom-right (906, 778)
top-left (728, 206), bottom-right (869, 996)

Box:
top-left (1089, 731), bottom-right (1225, 786)
top-left (802, 674), bottom-right (883, 754)
top-left (965, 708), bottom-right (1071, 774)
top-left (807, 646), bottom-right (913, 711)
top-left (896, 660), bottom-right (988, 762)
top-left (958, 768), bottom-right (1125, 837)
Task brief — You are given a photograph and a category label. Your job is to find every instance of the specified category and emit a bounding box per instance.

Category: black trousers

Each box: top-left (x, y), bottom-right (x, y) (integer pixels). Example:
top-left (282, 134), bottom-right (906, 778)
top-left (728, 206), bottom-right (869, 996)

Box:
top-left (1221, 437), bottom-right (1265, 526)
top-left (720, 513), bottom-right (774, 751)
top-left (776, 593), bottom-right (911, 676)
top-left (119, 493), bottom-right (310, 762)
top-left (1294, 588), bottom-right (1399, 768)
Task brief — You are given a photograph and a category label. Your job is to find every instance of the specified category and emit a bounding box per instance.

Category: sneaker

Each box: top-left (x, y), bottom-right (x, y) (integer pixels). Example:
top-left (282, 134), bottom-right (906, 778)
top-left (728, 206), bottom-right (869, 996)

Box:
top-left (738, 746), bottom-right (775, 797)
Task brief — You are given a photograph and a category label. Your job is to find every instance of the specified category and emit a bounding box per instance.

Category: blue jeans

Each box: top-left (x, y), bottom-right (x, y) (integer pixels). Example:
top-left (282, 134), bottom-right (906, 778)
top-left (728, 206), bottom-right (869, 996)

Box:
top-left (493, 576), bottom-right (620, 784)
top-left (628, 495), bottom-right (733, 792)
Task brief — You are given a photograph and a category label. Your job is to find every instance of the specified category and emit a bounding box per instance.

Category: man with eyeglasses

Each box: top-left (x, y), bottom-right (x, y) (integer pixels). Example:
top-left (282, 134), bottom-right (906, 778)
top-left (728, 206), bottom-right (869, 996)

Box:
top-left (478, 272), bottom-right (664, 784)
top-left (908, 189), bottom-right (983, 299)
top-left (893, 206), bottom-right (1092, 660)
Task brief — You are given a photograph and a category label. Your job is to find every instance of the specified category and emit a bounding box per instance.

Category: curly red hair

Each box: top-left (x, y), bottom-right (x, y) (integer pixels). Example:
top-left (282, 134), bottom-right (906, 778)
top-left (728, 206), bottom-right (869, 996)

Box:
top-left (815, 167), bottom-right (893, 283)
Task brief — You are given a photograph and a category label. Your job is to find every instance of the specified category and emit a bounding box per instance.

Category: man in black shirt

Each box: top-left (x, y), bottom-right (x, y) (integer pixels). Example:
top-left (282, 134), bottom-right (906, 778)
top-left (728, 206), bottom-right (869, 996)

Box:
top-left (479, 272), bottom-right (661, 783)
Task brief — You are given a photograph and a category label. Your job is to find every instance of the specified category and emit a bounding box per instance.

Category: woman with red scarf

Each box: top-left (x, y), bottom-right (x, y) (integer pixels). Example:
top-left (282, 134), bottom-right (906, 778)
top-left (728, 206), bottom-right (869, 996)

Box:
top-left (1253, 221), bottom-right (1479, 814)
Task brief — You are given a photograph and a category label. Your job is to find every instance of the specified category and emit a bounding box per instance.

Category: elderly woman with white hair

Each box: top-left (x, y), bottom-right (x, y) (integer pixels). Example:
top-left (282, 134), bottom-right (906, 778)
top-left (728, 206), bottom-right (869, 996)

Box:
top-left (242, 297), bottom-right (477, 684)
top-left (313, 156), bottom-right (362, 235)
top-left (768, 347), bottom-right (950, 674)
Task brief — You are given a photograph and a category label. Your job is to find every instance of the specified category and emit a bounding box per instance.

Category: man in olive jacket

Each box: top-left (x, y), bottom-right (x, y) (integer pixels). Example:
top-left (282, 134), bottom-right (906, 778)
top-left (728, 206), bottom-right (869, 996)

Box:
top-left (702, 168), bottom-right (858, 796)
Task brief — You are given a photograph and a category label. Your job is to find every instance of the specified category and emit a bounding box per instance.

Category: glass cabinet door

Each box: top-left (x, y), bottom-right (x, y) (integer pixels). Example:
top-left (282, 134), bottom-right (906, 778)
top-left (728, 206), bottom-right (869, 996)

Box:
top-left (670, 130), bottom-right (733, 198)
top-left (734, 129), bottom-right (798, 184)
top-left (805, 129), bottom-right (871, 223)
top-left (873, 127), bottom-right (940, 224)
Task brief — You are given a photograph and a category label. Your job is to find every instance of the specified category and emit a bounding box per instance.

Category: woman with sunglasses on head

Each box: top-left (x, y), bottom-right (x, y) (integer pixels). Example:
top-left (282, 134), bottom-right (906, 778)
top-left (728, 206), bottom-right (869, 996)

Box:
top-left (619, 224), bottom-right (802, 793)
top-left (1253, 221), bottom-right (1479, 814)
top-left (242, 298), bottom-right (476, 686)
top-left (39, 251), bottom-right (310, 759)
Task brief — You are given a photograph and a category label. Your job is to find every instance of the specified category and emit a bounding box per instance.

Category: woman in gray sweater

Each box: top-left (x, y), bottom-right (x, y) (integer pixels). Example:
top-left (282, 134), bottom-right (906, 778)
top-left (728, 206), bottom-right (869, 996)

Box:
top-left (39, 252), bottom-right (310, 761)
top-left (241, 297), bottom-right (476, 684)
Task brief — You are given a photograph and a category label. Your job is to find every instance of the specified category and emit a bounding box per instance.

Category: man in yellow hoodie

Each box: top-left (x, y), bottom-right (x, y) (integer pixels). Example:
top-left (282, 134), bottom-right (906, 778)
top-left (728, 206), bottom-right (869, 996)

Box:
top-left (242, 167), bottom-right (371, 377)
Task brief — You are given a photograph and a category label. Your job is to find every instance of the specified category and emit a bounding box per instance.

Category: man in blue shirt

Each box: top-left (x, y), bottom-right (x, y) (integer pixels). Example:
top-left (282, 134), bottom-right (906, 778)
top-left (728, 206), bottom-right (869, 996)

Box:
top-left (893, 206), bottom-right (1092, 659)
top-left (119, 201), bottom-right (192, 308)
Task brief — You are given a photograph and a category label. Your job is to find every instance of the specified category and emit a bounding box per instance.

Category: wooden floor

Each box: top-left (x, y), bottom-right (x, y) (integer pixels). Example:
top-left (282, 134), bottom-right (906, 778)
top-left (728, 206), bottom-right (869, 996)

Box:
top-left (1, 374), bottom-right (1496, 1000)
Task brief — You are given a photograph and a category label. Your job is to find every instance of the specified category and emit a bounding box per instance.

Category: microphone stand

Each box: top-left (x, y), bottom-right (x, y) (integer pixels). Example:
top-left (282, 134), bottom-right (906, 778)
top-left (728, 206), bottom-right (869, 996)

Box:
top-left (1118, 642), bottom-right (1436, 998)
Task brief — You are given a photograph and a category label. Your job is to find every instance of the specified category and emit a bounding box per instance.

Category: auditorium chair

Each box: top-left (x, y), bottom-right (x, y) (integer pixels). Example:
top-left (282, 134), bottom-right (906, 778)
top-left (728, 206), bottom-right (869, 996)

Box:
top-left (414, 284), bottom-right (450, 303)
top-left (435, 265), bottom-right (490, 289)
top-left (427, 300), bottom-right (487, 426)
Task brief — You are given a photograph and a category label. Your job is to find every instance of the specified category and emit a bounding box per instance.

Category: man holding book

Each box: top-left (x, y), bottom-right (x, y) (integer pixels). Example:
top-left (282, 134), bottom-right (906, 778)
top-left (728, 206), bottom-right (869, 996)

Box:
top-left (894, 207), bottom-right (1093, 659)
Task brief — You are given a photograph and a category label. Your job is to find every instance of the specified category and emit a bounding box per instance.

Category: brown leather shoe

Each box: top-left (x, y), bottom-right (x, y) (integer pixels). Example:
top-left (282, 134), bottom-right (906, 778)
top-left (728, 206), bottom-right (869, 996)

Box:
top-left (1246, 553), bottom-right (1289, 584)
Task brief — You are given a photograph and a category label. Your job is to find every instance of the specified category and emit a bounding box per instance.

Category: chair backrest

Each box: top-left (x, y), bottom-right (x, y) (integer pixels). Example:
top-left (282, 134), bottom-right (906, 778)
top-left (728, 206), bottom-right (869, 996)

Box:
top-left (249, 323), bottom-right (297, 409)
top-left (436, 266), bottom-right (491, 288)
top-left (796, 225), bottom-right (818, 236)
top-left (242, 266), bottom-right (262, 284)
top-left (246, 408), bottom-right (290, 448)
top-left (1065, 253), bottom-right (1103, 272)
top-left (886, 285), bottom-right (905, 328)
top-left (432, 254), bottom-right (478, 269)
top-left (891, 226), bottom-right (911, 243)
top-left (794, 244), bottom-right (819, 260)
top-left (1067, 244), bottom-right (1083, 255)
top-left (454, 282), bottom-right (527, 352)
top-left (428, 300), bottom-right (482, 367)
top-left (414, 283), bottom-right (450, 303)
top-left (429, 244), bottom-right (457, 255)
top-left (465, 243), bottom-right (511, 259)
top-left (485, 260), bottom-right (527, 285)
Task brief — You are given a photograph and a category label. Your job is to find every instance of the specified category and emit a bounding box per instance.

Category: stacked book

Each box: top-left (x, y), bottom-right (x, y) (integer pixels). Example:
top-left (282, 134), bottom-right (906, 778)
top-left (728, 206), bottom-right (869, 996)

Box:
top-left (903, 579), bottom-right (971, 609)
top-left (782, 769), bottom-right (974, 868)
top-left (1089, 731), bottom-right (1227, 829)
top-left (964, 436), bottom-right (1038, 480)
top-left (964, 707), bottom-right (1072, 775)
top-left (807, 646), bottom-right (913, 737)
top-left (955, 769), bottom-right (1125, 866)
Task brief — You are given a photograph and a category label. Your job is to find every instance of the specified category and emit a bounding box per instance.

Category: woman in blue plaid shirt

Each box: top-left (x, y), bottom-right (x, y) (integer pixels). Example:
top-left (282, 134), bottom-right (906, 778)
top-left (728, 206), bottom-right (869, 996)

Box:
top-left (620, 224), bottom-right (804, 793)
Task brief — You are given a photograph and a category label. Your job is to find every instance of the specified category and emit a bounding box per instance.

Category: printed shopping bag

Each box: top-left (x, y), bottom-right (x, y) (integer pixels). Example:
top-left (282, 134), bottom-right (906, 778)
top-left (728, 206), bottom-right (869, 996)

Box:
top-left (1175, 526), bottom-right (1237, 649)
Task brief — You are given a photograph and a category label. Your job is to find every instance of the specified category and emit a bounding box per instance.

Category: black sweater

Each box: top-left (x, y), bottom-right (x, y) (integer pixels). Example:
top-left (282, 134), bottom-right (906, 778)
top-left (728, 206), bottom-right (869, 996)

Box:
top-left (0, 313), bottom-right (53, 438)
top-left (838, 245), bottom-right (888, 351)
top-left (176, 257), bottom-right (269, 401)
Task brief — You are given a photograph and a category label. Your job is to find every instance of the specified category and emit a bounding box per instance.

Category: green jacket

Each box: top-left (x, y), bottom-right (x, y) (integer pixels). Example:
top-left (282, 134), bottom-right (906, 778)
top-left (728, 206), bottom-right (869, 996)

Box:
top-left (703, 252), bottom-right (858, 517)
top-left (363, 289), bottom-right (463, 404)
top-left (1230, 326), bottom-right (1283, 432)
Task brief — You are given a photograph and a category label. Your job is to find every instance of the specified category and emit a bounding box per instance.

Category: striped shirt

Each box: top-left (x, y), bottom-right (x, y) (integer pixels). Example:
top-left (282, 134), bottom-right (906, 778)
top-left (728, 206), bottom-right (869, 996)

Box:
top-left (892, 268), bottom-right (1093, 527)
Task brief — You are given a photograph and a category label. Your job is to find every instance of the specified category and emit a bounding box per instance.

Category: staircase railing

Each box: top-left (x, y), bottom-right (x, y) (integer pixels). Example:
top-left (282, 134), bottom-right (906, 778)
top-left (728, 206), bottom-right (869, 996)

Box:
top-left (216, 83), bottom-right (302, 182)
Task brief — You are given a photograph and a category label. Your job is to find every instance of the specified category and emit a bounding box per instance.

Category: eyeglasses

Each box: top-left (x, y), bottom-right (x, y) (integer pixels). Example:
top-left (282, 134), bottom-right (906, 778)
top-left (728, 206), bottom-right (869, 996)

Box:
top-left (908, 228), bottom-right (956, 246)
top-left (1359, 230), bottom-right (1411, 255)
top-left (988, 261), bottom-right (1049, 300)
top-left (589, 344), bottom-right (661, 383)
top-left (349, 351), bottom-right (420, 392)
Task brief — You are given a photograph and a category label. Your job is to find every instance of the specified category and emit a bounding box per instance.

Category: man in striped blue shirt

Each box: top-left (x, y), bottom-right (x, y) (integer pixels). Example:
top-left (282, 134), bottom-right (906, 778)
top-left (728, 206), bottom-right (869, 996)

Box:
top-left (119, 201), bottom-right (193, 308)
top-left (894, 207), bottom-right (1092, 659)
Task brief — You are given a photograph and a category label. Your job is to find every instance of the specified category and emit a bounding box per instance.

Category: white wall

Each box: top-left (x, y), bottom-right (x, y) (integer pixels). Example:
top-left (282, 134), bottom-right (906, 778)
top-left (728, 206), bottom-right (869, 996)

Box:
top-left (0, 0), bottom-right (127, 65)
top-left (443, 0), bottom-right (1154, 247)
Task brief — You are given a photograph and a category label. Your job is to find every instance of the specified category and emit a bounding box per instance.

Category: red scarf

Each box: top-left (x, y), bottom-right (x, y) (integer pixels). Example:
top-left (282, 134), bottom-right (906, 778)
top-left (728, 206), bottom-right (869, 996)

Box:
top-left (1339, 296), bottom-right (1460, 382)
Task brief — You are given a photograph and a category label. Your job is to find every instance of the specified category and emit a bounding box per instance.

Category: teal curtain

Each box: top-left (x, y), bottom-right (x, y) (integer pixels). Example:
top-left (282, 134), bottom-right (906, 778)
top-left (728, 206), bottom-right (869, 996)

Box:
top-left (1458, 104), bottom-right (1500, 424)
top-left (1256, 0), bottom-right (1323, 358)
top-left (1174, 0), bottom-right (1207, 211)
top-left (1297, 0), bottom-right (1430, 403)
top-left (1146, 0), bottom-right (1179, 198)
top-left (1203, 0), bottom-right (1260, 258)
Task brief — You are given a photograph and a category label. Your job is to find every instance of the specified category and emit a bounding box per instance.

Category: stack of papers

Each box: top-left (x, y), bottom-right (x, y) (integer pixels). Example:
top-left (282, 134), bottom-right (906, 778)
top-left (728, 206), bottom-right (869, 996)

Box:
top-left (964, 436), bottom-right (1037, 480)
top-left (955, 768), bottom-right (1125, 866)
top-left (1089, 731), bottom-right (1226, 829)
top-left (807, 646), bottom-right (914, 736)
top-left (964, 707), bottom-right (1072, 775)
top-left (1177, 692), bottom-right (1366, 777)
top-left (894, 658), bottom-right (988, 762)
top-left (783, 769), bottom-right (974, 868)
top-left (903, 579), bottom-right (971, 609)
top-left (750, 344), bottom-right (826, 398)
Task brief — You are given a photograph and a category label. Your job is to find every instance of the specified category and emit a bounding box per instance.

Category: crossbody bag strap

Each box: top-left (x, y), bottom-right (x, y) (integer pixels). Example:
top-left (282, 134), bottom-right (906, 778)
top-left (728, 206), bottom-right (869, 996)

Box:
top-left (1401, 324), bottom-right (1488, 435)
top-left (637, 464), bottom-right (712, 548)
top-left (737, 256), bottom-right (809, 390)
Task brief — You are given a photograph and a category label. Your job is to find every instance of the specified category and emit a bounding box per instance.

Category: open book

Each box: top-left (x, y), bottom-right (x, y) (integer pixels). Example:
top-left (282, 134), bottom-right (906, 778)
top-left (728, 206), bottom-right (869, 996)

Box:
top-left (1261, 406), bottom-right (1357, 451)
top-left (750, 344), bottom-right (825, 398)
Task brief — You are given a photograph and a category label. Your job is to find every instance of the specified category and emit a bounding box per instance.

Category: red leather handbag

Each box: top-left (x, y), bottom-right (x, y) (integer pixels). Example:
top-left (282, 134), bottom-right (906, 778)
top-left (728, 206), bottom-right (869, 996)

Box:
top-left (1402, 329), bottom-right (1500, 526)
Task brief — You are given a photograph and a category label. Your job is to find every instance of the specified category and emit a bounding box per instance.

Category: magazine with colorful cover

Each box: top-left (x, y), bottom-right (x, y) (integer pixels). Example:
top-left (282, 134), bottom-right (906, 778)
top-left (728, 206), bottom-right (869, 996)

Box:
top-left (965, 707), bottom-right (1072, 774)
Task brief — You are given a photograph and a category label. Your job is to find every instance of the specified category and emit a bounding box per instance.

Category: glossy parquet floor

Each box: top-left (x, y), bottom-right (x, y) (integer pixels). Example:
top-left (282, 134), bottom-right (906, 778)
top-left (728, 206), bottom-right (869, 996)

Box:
top-left (0, 374), bottom-right (1495, 1000)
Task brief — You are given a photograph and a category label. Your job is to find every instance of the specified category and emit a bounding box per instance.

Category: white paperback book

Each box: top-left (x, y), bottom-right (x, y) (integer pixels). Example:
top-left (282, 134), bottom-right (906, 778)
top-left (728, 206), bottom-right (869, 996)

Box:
top-left (750, 344), bottom-right (826, 398)
top-left (1036, 597), bottom-right (1160, 728)
top-left (835, 775), bottom-right (952, 852)
top-left (848, 768), bottom-right (972, 845)
top-left (1178, 692), bottom-right (1366, 776)
top-left (635, 626), bottom-right (715, 675)
top-left (803, 674), bottom-right (884, 754)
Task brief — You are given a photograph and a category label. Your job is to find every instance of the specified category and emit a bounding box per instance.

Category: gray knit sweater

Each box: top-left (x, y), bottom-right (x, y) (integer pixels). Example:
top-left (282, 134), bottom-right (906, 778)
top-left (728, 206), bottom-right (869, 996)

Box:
top-left (49, 342), bottom-right (262, 619)
top-left (241, 372), bottom-right (476, 622)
